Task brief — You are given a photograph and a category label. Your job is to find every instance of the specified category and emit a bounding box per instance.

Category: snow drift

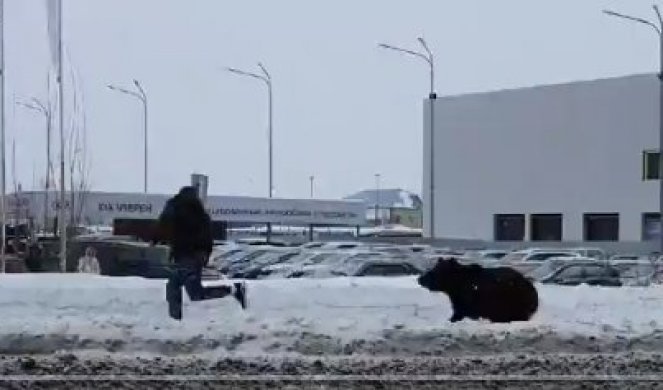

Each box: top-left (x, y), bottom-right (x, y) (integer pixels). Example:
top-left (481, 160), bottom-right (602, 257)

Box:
top-left (1, 274), bottom-right (662, 356)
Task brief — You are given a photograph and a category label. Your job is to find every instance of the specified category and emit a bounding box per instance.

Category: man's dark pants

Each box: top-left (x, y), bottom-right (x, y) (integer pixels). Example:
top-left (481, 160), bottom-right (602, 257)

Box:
top-left (166, 254), bottom-right (232, 320)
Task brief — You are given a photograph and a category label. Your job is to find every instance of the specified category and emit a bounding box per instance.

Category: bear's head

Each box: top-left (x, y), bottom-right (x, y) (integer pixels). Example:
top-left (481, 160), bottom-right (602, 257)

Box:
top-left (418, 257), bottom-right (462, 292)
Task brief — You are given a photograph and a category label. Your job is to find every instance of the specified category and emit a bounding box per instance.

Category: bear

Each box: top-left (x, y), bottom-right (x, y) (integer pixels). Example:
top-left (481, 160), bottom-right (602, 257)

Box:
top-left (418, 257), bottom-right (538, 323)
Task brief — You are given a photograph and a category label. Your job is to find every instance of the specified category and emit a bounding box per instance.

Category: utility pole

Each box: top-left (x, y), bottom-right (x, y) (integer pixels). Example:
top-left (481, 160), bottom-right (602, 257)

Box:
top-left (57, 0), bottom-right (66, 272)
top-left (17, 98), bottom-right (51, 232)
top-left (378, 38), bottom-right (436, 237)
top-left (107, 80), bottom-right (148, 193)
top-left (45, 0), bottom-right (66, 270)
top-left (375, 173), bottom-right (381, 226)
top-left (226, 63), bottom-right (274, 240)
top-left (0, 0), bottom-right (6, 273)
top-left (309, 175), bottom-right (314, 198)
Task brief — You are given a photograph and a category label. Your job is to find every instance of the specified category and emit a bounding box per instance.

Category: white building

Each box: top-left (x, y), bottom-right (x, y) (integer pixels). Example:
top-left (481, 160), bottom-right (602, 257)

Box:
top-left (424, 74), bottom-right (660, 243)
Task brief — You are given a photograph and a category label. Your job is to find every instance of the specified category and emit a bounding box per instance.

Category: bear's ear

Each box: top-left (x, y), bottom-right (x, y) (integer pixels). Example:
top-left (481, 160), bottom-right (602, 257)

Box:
top-left (436, 256), bottom-right (460, 267)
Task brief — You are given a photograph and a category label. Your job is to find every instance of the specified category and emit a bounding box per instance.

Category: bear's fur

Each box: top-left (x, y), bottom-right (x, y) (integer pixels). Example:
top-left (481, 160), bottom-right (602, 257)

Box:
top-left (418, 258), bottom-right (538, 323)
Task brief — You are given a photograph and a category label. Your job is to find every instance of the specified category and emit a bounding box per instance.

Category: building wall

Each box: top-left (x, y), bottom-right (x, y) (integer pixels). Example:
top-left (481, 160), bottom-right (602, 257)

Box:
top-left (390, 207), bottom-right (422, 228)
top-left (423, 74), bottom-right (660, 241)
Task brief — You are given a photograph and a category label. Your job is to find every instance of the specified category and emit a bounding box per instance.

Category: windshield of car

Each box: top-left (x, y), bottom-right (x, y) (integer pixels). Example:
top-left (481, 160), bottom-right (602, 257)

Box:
top-left (553, 265), bottom-right (585, 279)
top-left (483, 252), bottom-right (507, 259)
top-left (240, 250), bottom-right (271, 262)
top-left (358, 263), bottom-right (416, 277)
top-left (218, 249), bottom-right (243, 259)
top-left (527, 252), bottom-right (576, 261)
top-left (306, 253), bottom-right (335, 265)
top-left (501, 252), bottom-right (527, 262)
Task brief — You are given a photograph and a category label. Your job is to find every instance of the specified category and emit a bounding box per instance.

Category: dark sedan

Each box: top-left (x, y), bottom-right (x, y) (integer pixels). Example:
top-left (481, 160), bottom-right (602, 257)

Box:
top-left (540, 263), bottom-right (622, 287)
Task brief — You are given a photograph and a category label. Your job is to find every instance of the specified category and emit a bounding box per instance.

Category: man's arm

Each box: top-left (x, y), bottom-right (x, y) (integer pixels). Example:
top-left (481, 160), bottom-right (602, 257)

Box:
top-left (153, 199), bottom-right (175, 245)
top-left (202, 214), bottom-right (214, 262)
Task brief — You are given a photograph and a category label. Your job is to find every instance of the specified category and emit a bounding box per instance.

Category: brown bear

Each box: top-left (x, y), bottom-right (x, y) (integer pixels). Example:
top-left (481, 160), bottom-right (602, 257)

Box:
top-left (418, 257), bottom-right (538, 323)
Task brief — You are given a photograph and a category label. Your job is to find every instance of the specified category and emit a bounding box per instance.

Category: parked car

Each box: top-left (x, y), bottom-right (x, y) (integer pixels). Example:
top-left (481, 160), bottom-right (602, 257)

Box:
top-left (291, 258), bottom-right (421, 279)
top-left (300, 241), bottom-right (325, 249)
top-left (461, 249), bottom-right (509, 261)
top-left (211, 247), bottom-right (245, 266)
top-left (502, 249), bottom-right (581, 263)
top-left (259, 251), bottom-right (342, 279)
top-left (502, 249), bottom-right (583, 275)
top-left (609, 254), bottom-right (643, 261)
top-left (568, 247), bottom-right (607, 260)
top-left (332, 260), bottom-right (422, 277)
top-left (610, 261), bottom-right (660, 286)
top-left (528, 258), bottom-right (603, 281)
top-left (287, 251), bottom-right (387, 278)
top-left (234, 237), bottom-right (290, 247)
top-left (366, 244), bottom-right (418, 259)
top-left (316, 241), bottom-right (366, 250)
top-left (219, 249), bottom-right (275, 274)
top-left (540, 263), bottom-right (622, 287)
top-left (232, 250), bottom-right (302, 279)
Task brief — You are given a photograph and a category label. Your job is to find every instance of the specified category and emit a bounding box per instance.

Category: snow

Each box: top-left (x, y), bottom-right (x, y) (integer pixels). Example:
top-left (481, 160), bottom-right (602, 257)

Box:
top-left (1, 274), bottom-right (662, 356)
top-left (396, 189), bottom-right (416, 208)
top-left (359, 224), bottom-right (423, 236)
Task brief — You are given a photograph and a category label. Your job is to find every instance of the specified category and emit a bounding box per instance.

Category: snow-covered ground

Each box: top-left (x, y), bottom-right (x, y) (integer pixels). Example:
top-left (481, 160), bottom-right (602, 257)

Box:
top-left (1, 274), bottom-right (662, 356)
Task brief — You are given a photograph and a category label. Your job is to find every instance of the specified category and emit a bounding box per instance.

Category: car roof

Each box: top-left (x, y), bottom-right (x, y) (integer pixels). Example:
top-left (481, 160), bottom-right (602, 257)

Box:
top-left (511, 248), bottom-right (560, 254)
top-left (524, 249), bottom-right (579, 255)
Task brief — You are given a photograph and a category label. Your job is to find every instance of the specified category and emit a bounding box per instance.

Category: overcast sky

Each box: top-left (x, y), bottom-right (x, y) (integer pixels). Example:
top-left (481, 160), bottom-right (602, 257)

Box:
top-left (5, 0), bottom-right (662, 199)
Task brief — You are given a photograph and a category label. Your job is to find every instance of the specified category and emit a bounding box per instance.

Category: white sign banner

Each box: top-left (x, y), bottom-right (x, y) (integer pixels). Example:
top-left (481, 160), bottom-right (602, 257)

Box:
top-left (15, 191), bottom-right (366, 226)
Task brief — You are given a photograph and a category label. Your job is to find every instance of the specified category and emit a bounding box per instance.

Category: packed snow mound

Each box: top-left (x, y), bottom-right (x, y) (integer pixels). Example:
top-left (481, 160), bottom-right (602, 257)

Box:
top-left (1, 274), bottom-right (663, 356)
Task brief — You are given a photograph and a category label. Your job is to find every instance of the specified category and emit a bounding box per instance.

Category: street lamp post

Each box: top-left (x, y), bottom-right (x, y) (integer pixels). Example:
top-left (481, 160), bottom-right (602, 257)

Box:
top-left (378, 38), bottom-right (436, 238)
top-left (18, 98), bottom-right (52, 231)
top-left (309, 175), bottom-right (314, 199)
top-left (375, 173), bottom-right (381, 226)
top-left (107, 80), bottom-right (148, 193)
top-left (0, 0), bottom-right (5, 274)
top-left (604, 5), bottom-right (663, 252)
top-left (226, 63), bottom-right (274, 240)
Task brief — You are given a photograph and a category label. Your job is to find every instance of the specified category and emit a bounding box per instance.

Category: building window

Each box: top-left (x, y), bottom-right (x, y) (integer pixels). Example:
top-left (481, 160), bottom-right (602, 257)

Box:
top-left (584, 213), bottom-right (619, 242)
top-left (643, 213), bottom-right (661, 241)
top-left (643, 150), bottom-right (660, 180)
top-left (494, 214), bottom-right (525, 241)
top-left (530, 214), bottom-right (562, 241)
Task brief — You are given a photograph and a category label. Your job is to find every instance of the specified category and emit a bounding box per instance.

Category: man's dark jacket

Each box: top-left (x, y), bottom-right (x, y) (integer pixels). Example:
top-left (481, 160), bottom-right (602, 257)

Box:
top-left (153, 187), bottom-right (213, 265)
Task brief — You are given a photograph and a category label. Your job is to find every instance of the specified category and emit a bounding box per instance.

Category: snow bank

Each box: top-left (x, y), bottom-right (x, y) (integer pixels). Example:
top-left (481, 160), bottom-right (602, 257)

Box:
top-left (1, 274), bottom-right (662, 356)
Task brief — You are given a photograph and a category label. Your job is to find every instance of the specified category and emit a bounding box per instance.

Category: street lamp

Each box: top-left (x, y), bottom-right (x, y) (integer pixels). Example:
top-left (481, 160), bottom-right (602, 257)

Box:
top-left (17, 98), bottom-right (52, 231)
top-left (378, 38), bottom-right (437, 238)
top-left (226, 63), bottom-right (274, 240)
top-left (604, 5), bottom-right (663, 252)
top-left (107, 80), bottom-right (148, 193)
top-left (375, 173), bottom-right (381, 226)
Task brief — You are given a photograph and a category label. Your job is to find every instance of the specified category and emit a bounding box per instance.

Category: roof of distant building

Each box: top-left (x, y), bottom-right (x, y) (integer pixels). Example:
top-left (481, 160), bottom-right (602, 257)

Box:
top-left (344, 189), bottom-right (422, 209)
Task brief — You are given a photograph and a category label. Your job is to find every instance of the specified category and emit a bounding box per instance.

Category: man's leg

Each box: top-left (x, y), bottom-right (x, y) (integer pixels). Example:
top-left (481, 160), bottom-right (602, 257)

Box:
top-left (183, 266), bottom-right (247, 309)
top-left (166, 269), bottom-right (184, 320)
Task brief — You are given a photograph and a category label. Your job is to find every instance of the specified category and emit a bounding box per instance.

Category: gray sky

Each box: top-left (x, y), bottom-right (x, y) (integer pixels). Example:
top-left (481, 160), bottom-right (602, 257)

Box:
top-left (5, 0), bottom-right (662, 199)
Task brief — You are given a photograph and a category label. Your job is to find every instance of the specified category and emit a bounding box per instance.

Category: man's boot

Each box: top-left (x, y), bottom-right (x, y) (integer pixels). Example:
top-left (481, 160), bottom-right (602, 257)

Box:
top-left (233, 282), bottom-right (247, 310)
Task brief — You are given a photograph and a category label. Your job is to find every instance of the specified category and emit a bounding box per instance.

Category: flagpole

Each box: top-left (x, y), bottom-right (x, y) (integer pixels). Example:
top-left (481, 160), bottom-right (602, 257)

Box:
top-left (0, 0), bottom-right (6, 274)
top-left (57, 0), bottom-right (67, 273)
